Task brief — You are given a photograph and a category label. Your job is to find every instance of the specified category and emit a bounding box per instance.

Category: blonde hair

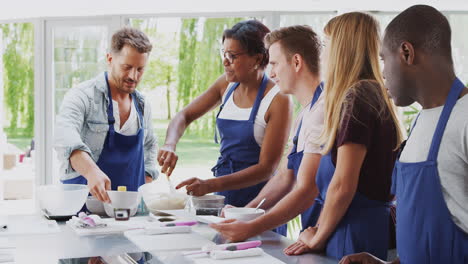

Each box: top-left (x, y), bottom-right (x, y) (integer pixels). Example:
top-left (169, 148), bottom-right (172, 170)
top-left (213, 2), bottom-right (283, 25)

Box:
top-left (319, 12), bottom-right (403, 154)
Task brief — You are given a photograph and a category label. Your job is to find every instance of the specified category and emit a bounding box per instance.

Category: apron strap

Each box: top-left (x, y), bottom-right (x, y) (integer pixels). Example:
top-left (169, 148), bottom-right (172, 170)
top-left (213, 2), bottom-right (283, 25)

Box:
top-left (291, 82), bottom-right (323, 154)
top-left (248, 74), bottom-right (268, 122)
top-left (104, 71), bottom-right (116, 148)
top-left (104, 72), bottom-right (116, 128)
top-left (214, 82), bottom-right (241, 144)
top-left (311, 82), bottom-right (323, 109)
top-left (427, 77), bottom-right (465, 161)
top-left (131, 93), bottom-right (144, 129)
top-left (214, 74), bottom-right (267, 143)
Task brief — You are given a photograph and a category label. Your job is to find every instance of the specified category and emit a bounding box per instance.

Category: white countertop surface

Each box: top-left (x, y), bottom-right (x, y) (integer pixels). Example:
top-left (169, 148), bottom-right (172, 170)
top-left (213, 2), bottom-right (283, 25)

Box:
top-left (2, 213), bottom-right (337, 264)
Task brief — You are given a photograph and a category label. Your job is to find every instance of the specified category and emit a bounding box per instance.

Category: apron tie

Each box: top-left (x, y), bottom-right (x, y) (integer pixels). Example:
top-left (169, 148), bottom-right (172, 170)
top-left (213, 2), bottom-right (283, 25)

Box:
top-left (211, 155), bottom-right (234, 176)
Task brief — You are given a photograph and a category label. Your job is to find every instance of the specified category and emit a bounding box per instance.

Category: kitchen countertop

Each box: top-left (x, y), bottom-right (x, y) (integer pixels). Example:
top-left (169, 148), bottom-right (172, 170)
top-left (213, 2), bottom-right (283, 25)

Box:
top-left (5, 214), bottom-right (337, 264)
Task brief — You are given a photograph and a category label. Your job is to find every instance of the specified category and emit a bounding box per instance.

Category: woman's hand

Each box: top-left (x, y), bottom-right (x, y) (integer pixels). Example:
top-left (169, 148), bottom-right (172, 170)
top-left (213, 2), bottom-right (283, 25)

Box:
top-left (210, 219), bottom-right (257, 242)
top-left (175, 177), bottom-right (215, 196)
top-left (284, 241), bottom-right (313, 255)
top-left (284, 226), bottom-right (325, 255)
top-left (299, 226), bottom-right (326, 251)
top-left (157, 144), bottom-right (178, 177)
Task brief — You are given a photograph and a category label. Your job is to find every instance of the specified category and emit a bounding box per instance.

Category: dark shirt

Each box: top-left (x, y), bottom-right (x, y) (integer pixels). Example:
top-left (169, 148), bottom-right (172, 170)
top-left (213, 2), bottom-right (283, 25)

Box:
top-left (332, 80), bottom-right (398, 202)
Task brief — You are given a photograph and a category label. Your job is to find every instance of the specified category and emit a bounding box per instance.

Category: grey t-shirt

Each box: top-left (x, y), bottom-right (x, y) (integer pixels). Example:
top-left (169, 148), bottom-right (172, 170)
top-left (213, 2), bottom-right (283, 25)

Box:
top-left (400, 94), bottom-right (468, 233)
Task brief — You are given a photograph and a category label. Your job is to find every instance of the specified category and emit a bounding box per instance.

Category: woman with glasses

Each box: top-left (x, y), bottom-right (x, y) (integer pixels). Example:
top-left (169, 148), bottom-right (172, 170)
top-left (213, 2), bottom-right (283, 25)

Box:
top-left (158, 20), bottom-right (292, 208)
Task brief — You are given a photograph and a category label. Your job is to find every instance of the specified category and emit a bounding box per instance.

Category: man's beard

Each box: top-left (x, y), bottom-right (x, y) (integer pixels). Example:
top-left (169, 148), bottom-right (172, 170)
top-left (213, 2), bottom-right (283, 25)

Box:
top-left (113, 76), bottom-right (137, 94)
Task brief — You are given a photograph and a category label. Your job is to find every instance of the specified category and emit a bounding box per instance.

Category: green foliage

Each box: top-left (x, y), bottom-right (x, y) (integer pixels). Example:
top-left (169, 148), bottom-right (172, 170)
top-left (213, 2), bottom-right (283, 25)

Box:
top-left (1, 23), bottom-right (35, 138)
top-left (287, 215), bottom-right (302, 240)
top-left (177, 18), bottom-right (243, 137)
top-left (129, 17), bottom-right (253, 137)
top-left (132, 18), bottom-right (178, 119)
top-left (402, 104), bottom-right (420, 134)
top-left (177, 18), bottom-right (198, 110)
top-left (53, 28), bottom-right (107, 113)
top-left (154, 119), bottom-right (219, 166)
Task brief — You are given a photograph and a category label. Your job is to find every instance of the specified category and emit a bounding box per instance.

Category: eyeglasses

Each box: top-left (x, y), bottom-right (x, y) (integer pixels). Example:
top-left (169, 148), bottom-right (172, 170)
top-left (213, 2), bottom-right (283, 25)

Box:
top-left (220, 49), bottom-right (247, 64)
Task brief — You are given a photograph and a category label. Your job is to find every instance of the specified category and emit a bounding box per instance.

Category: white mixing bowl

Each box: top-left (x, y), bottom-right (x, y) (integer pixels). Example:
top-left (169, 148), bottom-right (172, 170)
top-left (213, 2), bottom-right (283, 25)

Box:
top-left (37, 184), bottom-right (89, 216)
top-left (224, 207), bottom-right (265, 221)
top-left (138, 182), bottom-right (187, 213)
top-left (103, 190), bottom-right (140, 217)
top-left (85, 196), bottom-right (107, 216)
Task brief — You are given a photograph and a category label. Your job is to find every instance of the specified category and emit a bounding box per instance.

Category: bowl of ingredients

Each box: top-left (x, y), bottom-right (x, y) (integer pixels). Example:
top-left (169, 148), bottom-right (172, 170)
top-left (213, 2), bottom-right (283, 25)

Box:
top-left (191, 195), bottom-right (225, 216)
top-left (138, 182), bottom-right (187, 213)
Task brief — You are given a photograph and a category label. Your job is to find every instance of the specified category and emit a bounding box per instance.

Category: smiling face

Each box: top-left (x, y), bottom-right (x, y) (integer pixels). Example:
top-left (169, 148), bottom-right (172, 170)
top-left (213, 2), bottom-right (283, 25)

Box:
top-left (380, 36), bottom-right (415, 107)
top-left (268, 41), bottom-right (296, 94)
top-left (222, 38), bottom-right (261, 83)
top-left (107, 44), bottom-right (148, 94)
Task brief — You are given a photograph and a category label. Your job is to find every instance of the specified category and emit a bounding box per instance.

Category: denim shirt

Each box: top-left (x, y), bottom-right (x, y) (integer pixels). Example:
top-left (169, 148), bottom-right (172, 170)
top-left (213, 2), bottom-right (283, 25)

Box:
top-left (54, 72), bottom-right (159, 181)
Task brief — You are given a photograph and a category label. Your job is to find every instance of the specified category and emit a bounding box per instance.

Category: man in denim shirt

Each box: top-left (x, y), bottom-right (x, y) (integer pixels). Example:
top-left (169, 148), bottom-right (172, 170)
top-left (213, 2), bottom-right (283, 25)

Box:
top-left (54, 27), bottom-right (158, 203)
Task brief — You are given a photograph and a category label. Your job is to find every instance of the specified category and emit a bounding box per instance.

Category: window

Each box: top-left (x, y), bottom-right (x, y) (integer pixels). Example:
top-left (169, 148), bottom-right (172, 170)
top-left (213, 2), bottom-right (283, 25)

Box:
top-left (47, 20), bottom-right (114, 184)
top-left (52, 25), bottom-right (108, 113)
top-left (447, 13), bottom-right (468, 82)
top-left (0, 22), bottom-right (35, 214)
top-left (280, 12), bottom-right (336, 36)
top-left (129, 16), bottom-right (262, 187)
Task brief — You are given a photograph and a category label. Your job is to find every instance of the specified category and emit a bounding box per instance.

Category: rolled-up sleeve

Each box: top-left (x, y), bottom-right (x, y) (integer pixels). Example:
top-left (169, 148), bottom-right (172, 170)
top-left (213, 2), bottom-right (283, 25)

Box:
top-left (54, 87), bottom-right (92, 176)
top-left (143, 101), bottom-right (159, 179)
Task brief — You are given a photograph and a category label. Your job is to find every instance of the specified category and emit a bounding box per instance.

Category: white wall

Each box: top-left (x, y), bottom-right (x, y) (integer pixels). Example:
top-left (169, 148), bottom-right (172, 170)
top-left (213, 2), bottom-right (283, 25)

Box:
top-left (0, 0), bottom-right (467, 21)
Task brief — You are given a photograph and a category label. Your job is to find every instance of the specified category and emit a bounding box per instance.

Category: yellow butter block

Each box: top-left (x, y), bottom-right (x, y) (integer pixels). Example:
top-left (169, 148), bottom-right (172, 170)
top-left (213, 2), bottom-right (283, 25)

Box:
top-left (117, 186), bottom-right (127, 192)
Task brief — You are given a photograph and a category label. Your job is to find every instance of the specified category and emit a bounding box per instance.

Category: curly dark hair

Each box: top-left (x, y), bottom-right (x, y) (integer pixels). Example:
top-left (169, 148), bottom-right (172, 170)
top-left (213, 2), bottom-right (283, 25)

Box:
top-left (222, 20), bottom-right (270, 68)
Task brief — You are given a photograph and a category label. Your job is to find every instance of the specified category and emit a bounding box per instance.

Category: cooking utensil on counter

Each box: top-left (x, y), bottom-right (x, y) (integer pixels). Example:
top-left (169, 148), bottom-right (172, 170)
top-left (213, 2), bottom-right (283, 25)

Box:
top-left (183, 240), bottom-right (262, 256)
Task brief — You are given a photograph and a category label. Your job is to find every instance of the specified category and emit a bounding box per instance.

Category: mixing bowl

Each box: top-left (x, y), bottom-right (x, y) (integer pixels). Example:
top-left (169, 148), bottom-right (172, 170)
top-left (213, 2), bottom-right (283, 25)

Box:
top-left (224, 207), bottom-right (265, 221)
top-left (191, 195), bottom-right (225, 216)
top-left (103, 190), bottom-right (140, 217)
top-left (85, 196), bottom-right (107, 216)
top-left (138, 182), bottom-right (187, 213)
top-left (37, 184), bottom-right (89, 216)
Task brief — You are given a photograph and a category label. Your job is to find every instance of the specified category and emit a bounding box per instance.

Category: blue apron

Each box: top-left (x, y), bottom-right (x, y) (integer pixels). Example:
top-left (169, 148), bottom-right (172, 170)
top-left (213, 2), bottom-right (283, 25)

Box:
top-left (274, 82), bottom-right (323, 236)
top-left (211, 74), bottom-right (268, 207)
top-left (63, 72), bottom-right (145, 192)
top-left (392, 77), bottom-right (468, 264)
top-left (311, 111), bottom-right (391, 260)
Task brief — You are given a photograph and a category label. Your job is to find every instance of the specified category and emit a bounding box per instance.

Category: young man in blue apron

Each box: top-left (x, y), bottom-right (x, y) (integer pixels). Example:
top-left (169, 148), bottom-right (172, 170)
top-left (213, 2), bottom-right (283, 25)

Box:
top-left (211, 25), bottom-right (325, 241)
top-left (341, 5), bottom-right (468, 264)
top-left (55, 28), bottom-right (158, 203)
